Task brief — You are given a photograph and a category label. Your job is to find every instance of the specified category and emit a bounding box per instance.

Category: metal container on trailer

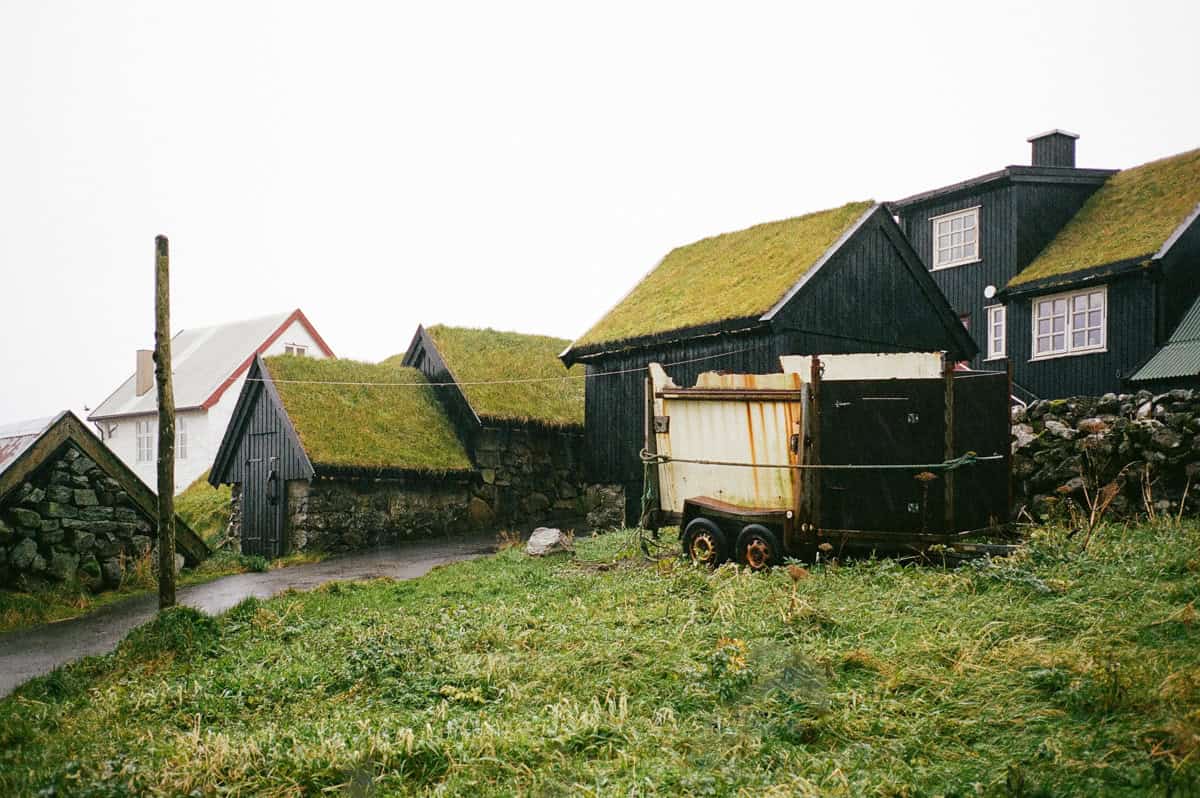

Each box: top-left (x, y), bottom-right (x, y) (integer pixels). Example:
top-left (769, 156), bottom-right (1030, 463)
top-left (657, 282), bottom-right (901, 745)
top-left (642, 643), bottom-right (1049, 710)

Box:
top-left (642, 353), bottom-right (1011, 567)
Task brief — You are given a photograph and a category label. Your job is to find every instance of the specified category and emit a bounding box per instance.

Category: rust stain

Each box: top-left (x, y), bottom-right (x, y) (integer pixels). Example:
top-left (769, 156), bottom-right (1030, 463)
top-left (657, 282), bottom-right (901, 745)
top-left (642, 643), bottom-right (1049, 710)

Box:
top-left (745, 402), bottom-right (761, 498)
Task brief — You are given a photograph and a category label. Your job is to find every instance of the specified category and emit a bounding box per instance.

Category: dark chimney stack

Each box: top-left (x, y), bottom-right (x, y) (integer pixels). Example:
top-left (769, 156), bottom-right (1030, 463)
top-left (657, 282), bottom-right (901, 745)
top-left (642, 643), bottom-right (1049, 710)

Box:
top-left (1028, 129), bottom-right (1079, 168)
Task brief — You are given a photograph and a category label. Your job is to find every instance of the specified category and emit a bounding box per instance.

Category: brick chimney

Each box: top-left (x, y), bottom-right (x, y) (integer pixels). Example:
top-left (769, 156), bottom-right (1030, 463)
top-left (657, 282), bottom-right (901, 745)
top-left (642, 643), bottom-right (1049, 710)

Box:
top-left (1028, 129), bottom-right (1079, 168)
top-left (135, 349), bottom-right (154, 396)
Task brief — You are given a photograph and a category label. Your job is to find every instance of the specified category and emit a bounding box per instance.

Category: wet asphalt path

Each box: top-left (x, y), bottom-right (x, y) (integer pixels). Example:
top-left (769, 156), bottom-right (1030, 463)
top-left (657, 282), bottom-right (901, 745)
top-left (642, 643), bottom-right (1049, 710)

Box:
top-left (0, 534), bottom-right (496, 699)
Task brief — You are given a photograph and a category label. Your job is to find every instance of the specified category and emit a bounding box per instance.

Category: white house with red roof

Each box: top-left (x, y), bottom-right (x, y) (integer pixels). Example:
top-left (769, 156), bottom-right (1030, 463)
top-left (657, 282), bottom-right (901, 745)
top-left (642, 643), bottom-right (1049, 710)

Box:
top-left (88, 309), bottom-right (334, 492)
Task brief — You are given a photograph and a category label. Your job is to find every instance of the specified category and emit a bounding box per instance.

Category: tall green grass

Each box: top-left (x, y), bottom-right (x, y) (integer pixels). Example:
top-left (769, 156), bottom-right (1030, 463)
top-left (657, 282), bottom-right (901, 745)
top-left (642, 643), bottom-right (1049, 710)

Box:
top-left (2, 522), bottom-right (1198, 795)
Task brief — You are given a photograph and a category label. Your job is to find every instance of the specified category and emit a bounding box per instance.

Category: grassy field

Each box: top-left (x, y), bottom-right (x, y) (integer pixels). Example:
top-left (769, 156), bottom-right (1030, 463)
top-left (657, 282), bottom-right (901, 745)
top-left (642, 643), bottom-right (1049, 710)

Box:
top-left (2, 522), bottom-right (1198, 796)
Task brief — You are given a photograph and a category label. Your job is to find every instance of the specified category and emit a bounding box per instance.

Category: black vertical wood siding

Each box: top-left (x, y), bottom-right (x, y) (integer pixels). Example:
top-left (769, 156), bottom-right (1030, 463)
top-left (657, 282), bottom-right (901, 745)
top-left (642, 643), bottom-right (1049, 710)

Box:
top-left (580, 213), bottom-right (973, 523)
top-left (902, 186), bottom-right (1016, 368)
top-left (218, 379), bottom-right (311, 557)
top-left (899, 179), bottom-right (1107, 380)
top-left (1008, 273), bottom-right (1158, 398)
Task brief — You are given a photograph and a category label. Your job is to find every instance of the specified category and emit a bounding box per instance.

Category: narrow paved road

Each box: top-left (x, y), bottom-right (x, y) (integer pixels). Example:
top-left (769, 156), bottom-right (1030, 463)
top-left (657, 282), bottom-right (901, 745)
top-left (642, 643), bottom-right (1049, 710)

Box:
top-left (0, 534), bottom-right (496, 699)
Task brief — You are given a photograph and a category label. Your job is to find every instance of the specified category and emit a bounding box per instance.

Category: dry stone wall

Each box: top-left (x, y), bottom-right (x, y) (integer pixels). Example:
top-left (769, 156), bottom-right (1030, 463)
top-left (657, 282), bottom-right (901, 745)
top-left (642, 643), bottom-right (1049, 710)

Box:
top-left (0, 444), bottom-right (157, 591)
top-left (470, 426), bottom-right (588, 528)
top-left (286, 477), bottom-right (473, 553)
top-left (1012, 389), bottom-right (1200, 518)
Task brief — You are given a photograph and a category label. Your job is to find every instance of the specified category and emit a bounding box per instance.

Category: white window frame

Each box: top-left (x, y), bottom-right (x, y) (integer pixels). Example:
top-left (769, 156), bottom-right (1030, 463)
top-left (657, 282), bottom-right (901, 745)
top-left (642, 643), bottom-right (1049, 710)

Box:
top-left (1030, 286), bottom-right (1107, 361)
top-left (284, 343), bottom-right (308, 357)
top-left (136, 419), bottom-right (154, 463)
top-left (985, 305), bottom-right (1006, 360)
top-left (176, 416), bottom-right (188, 461)
top-left (930, 206), bottom-right (981, 270)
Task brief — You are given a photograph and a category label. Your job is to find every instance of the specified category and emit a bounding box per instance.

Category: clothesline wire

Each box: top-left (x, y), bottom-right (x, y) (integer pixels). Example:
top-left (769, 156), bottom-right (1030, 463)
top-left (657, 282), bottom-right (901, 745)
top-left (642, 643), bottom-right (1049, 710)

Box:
top-left (242, 346), bottom-right (757, 388)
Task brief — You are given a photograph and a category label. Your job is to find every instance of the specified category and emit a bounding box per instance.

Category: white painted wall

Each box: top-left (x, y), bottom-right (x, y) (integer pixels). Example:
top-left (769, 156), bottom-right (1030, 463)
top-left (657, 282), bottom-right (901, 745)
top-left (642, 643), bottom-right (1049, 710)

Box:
top-left (97, 318), bottom-right (329, 493)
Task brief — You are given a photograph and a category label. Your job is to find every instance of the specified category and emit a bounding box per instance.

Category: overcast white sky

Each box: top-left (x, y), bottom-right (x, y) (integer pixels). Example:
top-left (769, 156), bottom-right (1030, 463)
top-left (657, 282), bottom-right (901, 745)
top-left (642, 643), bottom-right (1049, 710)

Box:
top-left (1, 0), bottom-right (1197, 422)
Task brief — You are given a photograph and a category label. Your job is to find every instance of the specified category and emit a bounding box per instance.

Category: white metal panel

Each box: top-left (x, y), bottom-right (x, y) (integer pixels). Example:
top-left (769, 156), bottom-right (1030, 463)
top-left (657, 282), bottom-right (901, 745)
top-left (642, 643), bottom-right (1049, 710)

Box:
top-left (780, 352), bottom-right (944, 381)
top-left (649, 364), bottom-right (803, 514)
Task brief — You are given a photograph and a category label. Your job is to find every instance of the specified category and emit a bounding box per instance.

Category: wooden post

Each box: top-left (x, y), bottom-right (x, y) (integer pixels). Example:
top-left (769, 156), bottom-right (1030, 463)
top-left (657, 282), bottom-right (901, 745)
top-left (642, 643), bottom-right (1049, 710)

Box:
top-left (943, 353), bottom-right (956, 535)
top-left (154, 235), bottom-right (177, 609)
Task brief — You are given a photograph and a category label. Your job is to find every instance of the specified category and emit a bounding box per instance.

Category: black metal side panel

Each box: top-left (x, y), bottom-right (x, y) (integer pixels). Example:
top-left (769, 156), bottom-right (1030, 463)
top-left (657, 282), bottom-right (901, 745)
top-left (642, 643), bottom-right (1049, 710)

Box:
top-left (952, 372), bottom-right (1011, 529)
top-left (817, 380), bottom-right (946, 534)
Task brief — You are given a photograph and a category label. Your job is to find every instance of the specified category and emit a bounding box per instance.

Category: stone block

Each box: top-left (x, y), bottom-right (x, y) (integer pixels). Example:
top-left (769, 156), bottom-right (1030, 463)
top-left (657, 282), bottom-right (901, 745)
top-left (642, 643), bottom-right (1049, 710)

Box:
top-left (18, 487), bottom-right (45, 506)
top-left (70, 456), bottom-right (97, 475)
top-left (113, 507), bottom-right (142, 523)
top-left (45, 485), bottom-right (74, 504)
top-left (10, 507), bottom-right (42, 529)
top-left (41, 525), bottom-right (65, 546)
top-left (74, 489), bottom-right (99, 507)
top-left (78, 506), bottom-right (114, 522)
top-left (481, 469), bottom-right (496, 485)
top-left (9, 537), bottom-right (38, 570)
top-left (71, 475), bottom-right (90, 488)
top-left (130, 535), bottom-right (152, 554)
top-left (101, 558), bottom-right (122, 588)
top-left (47, 550), bottom-right (79, 581)
top-left (40, 502), bottom-right (78, 519)
top-left (72, 530), bottom-right (96, 553)
top-left (468, 497), bottom-right (495, 526)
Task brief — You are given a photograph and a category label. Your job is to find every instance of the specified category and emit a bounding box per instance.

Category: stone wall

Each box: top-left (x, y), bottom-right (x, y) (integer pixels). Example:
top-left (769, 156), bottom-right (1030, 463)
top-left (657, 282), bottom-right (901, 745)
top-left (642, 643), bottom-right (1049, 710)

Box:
top-left (1012, 389), bottom-right (1200, 518)
top-left (286, 477), bottom-right (473, 554)
top-left (471, 425), bottom-right (587, 528)
top-left (0, 444), bottom-right (157, 591)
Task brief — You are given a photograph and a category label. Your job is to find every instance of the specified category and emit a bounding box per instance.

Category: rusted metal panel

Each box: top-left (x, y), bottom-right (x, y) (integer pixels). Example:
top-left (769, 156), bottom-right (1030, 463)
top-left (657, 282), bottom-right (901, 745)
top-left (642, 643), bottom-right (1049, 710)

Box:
top-left (649, 363), bottom-right (804, 515)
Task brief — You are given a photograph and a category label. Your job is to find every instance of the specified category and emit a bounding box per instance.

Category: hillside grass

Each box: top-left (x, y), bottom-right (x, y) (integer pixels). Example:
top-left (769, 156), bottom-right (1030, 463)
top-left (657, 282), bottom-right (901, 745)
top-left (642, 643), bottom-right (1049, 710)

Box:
top-left (1011, 147), bottom-right (1200, 287)
top-left (574, 200), bottom-right (874, 349)
top-left (417, 325), bottom-right (584, 428)
top-left (2, 522), bottom-right (1199, 795)
top-left (265, 355), bottom-right (472, 473)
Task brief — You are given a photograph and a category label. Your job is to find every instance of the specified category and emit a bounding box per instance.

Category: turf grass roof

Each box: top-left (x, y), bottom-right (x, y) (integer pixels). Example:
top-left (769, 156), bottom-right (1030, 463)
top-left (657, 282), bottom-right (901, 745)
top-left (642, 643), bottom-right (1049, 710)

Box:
top-left (572, 200), bottom-right (875, 350)
top-left (406, 325), bottom-right (584, 428)
top-left (1010, 148), bottom-right (1200, 288)
top-left (264, 355), bottom-right (472, 474)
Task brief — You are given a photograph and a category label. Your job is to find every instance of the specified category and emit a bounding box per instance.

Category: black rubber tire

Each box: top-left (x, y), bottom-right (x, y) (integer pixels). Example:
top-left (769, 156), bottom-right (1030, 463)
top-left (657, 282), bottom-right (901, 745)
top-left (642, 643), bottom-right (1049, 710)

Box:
top-left (682, 518), bottom-right (729, 567)
top-left (736, 524), bottom-right (782, 570)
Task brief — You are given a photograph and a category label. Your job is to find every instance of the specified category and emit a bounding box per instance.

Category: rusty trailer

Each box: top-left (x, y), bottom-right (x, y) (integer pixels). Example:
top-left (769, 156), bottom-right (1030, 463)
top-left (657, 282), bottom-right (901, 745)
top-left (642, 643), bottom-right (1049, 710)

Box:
top-left (641, 353), bottom-right (1011, 567)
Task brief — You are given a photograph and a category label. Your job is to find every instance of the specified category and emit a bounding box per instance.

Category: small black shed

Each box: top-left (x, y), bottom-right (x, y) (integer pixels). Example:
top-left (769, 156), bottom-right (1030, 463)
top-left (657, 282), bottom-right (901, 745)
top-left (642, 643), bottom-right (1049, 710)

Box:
top-left (209, 355), bottom-right (475, 557)
top-left (559, 201), bottom-right (977, 523)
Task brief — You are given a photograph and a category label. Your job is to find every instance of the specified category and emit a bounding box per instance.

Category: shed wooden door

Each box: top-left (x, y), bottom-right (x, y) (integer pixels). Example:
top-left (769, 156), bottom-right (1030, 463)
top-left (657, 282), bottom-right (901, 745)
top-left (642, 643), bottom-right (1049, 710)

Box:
top-left (242, 447), bottom-right (286, 558)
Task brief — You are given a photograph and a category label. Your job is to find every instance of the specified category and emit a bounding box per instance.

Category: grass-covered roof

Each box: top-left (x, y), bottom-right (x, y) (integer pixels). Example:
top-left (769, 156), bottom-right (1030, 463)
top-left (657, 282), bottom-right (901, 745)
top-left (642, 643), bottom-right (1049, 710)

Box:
top-left (572, 201), bottom-right (875, 350)
top-left (264, 356), bottom-right (472, 474)
top-left (408, 325), bottom-right (584, 428)
top-left (1010, 148), bottom-right (1200, 287)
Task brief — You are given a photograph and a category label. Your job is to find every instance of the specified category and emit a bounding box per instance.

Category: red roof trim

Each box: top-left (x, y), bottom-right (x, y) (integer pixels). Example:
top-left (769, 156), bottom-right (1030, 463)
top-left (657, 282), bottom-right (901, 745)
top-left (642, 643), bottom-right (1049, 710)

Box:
top-left (200, 309), bottom-right (336, 410)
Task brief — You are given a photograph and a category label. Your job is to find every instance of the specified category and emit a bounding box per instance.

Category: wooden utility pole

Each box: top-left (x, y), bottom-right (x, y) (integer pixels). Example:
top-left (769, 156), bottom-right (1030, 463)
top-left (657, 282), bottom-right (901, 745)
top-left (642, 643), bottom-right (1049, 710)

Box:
top-left (154, 234), bottom-right (177, 609)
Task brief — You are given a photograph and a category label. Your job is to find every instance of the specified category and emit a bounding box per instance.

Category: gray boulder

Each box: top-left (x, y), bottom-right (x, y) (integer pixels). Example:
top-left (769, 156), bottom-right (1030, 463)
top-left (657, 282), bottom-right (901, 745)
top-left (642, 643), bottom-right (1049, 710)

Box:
top-left (9, 537), bottom-right (38, 570)
top-left (526, 527), bottom-right (571, 556)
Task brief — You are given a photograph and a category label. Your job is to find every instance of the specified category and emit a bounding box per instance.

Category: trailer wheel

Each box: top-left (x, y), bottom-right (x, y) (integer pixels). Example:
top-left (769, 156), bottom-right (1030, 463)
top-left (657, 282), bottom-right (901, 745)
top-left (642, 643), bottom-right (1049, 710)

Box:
top-left (683, 518), bottom-right (728, 567)
top-left (736, 524), bottom-right (781, 571)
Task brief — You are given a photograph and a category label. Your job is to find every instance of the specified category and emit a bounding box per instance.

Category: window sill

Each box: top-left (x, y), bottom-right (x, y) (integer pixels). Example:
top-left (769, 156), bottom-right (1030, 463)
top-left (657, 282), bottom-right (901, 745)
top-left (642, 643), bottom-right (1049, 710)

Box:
top-left (932, 258), bottom-right (982, 271)
top-left (984, 355), bottom-right (1007, 361)
top-left (1029, 347), bottom-right (1107, 362)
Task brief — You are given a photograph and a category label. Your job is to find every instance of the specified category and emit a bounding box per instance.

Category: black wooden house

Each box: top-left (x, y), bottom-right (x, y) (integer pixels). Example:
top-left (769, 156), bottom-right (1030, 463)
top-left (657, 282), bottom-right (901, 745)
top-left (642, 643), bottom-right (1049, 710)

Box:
top-left (892, 133), bottom-right (1200, 399)
top-left (559, 201), bottom-right (977, 523)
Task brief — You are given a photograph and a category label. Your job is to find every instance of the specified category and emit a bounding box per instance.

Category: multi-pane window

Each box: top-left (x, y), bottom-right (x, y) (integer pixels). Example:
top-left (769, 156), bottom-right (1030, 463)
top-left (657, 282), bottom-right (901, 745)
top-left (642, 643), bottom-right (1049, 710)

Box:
top-left (1033, 288), bottom-right (1105, 359)
top-left (931, 207), bottom-right (979, 269)
top-left (284, 344), bottom-right (307, 356)
top-left (176, 417), bottom-right (188, 460)
top-left (986, 305), bottom-right (1006, 359)
top-left (136, 419), bottom-right (154, 463)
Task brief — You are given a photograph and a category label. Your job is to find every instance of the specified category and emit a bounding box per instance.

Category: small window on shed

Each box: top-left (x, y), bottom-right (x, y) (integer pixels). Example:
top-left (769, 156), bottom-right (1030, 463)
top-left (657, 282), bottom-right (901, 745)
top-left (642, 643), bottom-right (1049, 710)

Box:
top-left (931, 207), bottom-right (980, 269)
top-left (176, 416), bottom-right (188, 460)
top-left (284, 344), bottom-right (307, 357)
